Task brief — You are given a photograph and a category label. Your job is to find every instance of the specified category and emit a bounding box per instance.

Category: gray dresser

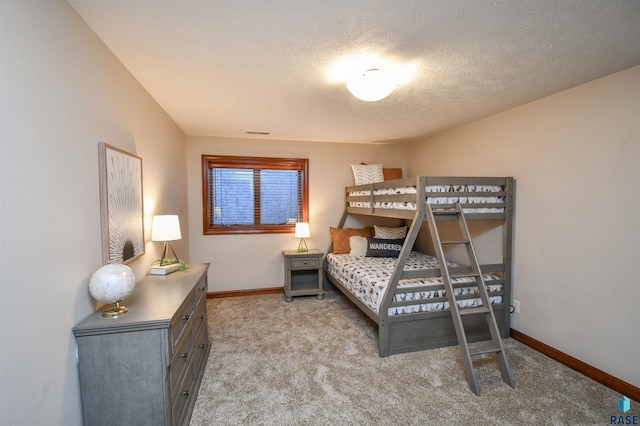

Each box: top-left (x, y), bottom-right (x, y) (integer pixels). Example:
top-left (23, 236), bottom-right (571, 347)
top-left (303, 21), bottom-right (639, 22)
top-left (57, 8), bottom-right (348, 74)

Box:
top-left (73, 263), bottom-right (210, 426)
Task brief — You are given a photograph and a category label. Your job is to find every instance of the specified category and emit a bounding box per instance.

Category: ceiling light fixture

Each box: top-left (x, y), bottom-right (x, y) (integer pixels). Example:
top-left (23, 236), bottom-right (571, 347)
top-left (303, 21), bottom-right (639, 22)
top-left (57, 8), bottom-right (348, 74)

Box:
top-left (346, 68), bottom-right (398, 102)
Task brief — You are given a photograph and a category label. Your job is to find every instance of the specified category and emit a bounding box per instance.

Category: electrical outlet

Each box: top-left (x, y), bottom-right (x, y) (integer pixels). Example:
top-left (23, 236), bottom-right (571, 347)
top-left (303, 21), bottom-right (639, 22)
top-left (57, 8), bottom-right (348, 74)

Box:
top-left (513, 299), bottom-right (520, 313)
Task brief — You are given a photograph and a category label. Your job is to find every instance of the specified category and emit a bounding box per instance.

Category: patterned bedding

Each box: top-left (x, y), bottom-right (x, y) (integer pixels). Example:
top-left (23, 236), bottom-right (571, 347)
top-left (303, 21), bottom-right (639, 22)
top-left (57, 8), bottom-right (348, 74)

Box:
top-left (326, 251), bottom-right (503, 316)
top-left (348, 184), bottom-right (505, 213)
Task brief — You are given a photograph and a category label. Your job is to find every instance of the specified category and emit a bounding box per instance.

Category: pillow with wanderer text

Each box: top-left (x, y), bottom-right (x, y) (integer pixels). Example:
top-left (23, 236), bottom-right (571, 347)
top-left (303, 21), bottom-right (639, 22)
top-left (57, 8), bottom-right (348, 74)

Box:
top-left (365, 237), bottom-right (405, 258)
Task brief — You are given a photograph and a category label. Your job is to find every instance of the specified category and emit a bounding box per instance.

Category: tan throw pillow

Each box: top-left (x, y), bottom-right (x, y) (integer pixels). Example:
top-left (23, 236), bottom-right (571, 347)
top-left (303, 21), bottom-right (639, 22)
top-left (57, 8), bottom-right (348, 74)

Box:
top-left (330, 227), bottom-right (372, 254)
top-left (383, 167), bottom-right (402, 181)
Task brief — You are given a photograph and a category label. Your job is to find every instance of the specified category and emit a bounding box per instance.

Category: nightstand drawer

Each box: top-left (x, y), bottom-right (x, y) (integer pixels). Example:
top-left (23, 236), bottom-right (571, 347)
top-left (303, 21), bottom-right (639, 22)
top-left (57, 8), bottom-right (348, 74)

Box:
top-left (290, 258), bottom-right (319, 269)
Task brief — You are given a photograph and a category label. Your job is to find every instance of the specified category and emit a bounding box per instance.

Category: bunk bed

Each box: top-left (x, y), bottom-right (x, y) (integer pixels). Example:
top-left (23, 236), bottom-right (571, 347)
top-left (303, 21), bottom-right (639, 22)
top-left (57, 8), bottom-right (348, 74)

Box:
top-left (324, 175), bottom-right (514, 357)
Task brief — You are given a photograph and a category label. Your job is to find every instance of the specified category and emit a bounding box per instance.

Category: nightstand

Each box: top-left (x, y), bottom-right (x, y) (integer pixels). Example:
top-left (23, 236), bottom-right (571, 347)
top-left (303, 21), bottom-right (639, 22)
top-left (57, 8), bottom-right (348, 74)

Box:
top-left (282, 249), bottom-right (324, 302)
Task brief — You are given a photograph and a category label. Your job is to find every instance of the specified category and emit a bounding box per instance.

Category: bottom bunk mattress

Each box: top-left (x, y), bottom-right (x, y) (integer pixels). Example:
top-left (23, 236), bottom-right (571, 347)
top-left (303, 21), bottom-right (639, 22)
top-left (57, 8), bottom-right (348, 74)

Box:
top-left (325, 251), bottom-right (503, 316)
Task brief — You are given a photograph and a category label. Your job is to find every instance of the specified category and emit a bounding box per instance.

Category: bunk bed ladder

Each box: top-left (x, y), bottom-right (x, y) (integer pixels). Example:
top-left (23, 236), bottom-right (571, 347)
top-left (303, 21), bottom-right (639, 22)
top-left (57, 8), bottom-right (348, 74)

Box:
top-left (425, 203), bottom-right (514, 395)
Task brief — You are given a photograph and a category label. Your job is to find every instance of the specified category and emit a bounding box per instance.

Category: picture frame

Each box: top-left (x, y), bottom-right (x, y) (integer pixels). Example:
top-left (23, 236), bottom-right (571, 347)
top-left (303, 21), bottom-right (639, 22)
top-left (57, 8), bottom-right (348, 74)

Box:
top-left (98, 143), bottom-right (145, 264)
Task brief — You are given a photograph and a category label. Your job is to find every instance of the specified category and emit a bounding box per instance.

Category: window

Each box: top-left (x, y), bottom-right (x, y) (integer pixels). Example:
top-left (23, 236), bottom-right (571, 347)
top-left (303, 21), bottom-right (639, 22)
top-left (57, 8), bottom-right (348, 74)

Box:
top-left (202, 155), bottom-right (308, 235)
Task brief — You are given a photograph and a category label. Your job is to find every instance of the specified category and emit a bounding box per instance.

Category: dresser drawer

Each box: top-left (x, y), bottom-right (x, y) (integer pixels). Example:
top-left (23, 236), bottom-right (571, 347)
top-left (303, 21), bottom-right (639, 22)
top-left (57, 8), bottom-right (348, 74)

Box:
top-left (290, 257), bottom-right (319, 269)
top-left (171, 363), bottom-right (195, 426)
top-left (193, 325), bottom-right (209, 372)
top-left (169, 327), bottom-right (193, 399)
top-left (193, 295), bottom-right (207, 339)
top-left (194, 275), bottom-right (208, 305)
top-left (170, 294), bottom-right (194, 354)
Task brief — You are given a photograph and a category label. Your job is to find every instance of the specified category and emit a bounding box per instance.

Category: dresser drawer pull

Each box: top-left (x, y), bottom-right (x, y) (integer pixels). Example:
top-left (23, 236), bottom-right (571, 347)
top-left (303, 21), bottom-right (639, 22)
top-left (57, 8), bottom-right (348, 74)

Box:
top-left (181, 352), bottom-right (189, 358)
top-left (182, 390), bottom-right (190, 398)
top-left (182, 314), bottom-right (190, 321)
top-left (199, 286), bottom-right (207, 291)
top-left (199, 343), bottom-right (206, 350)
top-left (198, 315), bottom-right (206, 320)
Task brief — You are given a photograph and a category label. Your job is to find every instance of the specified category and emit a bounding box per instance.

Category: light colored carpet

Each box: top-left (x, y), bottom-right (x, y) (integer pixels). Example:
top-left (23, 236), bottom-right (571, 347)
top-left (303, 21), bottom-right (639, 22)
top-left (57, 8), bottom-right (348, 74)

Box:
top-left (190, 290), bottom-right (634, 425)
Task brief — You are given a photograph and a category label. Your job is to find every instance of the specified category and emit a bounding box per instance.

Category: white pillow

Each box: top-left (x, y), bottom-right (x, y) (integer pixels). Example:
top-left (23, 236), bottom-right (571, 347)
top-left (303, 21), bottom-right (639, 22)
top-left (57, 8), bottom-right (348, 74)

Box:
top-left (374, 225), bottom-right (407, 239)
top-left (348, 236), bottom-right (368, 257)
top-left (351, 164), bottom-right (384, 186)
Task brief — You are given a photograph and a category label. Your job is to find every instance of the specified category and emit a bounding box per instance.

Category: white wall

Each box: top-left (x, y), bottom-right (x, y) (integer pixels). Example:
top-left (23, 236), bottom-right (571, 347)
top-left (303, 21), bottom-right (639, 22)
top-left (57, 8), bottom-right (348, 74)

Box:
top-left (407, 65), bottom-right (640, 387)
top-left (187, 136), bottom-right (408, 291)
top-left (0, 1), bottom-right (188, 424)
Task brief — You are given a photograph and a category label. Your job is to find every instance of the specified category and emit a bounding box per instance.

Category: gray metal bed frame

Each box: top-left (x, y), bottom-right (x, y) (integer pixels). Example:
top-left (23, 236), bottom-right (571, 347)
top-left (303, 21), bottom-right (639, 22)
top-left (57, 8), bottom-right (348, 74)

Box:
top-left (324, 176), bottom-right (515, 357)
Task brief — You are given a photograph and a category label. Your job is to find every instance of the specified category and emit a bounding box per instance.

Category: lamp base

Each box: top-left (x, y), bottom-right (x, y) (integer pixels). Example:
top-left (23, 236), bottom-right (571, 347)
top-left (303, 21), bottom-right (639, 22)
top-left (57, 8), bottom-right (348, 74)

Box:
top-left (297, 238), bottom-right (308, 252)
top-left (102, 301), bottom-right (128, 318)
top-left (159, 242), bottom-right (180, 266)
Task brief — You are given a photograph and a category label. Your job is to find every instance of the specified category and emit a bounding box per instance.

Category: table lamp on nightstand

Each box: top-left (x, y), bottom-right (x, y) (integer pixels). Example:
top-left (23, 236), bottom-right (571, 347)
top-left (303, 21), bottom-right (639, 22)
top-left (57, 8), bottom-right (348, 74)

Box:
top-left (295, 222), bottom-right (310, 252)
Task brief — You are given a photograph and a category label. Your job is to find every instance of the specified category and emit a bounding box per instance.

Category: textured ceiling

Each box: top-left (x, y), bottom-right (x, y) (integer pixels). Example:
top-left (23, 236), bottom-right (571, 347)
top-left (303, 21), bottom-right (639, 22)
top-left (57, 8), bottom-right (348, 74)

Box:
top-left (68, 0), bottom-right (640, 144)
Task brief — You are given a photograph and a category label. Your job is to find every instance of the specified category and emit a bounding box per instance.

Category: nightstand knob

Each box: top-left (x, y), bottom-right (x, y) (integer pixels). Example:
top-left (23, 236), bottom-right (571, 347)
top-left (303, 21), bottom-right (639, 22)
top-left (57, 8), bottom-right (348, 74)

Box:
top-left (182, 314), bottom-right (190, 321)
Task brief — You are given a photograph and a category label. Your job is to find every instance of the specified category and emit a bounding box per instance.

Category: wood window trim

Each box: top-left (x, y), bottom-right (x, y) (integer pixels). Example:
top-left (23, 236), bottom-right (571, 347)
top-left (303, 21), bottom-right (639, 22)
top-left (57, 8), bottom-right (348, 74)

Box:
top-left (202, 155), bottom-right (309, 235)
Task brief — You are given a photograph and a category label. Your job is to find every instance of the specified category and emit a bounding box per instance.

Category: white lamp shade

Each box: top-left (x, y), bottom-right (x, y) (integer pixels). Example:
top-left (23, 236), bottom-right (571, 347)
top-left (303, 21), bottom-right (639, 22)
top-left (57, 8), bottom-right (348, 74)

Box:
top-left (151, 215), bottom-right (182, 241)
top-left (346, 68), bottom-right (398, 102)
top-left (294, 222), bottom-right (310, 238)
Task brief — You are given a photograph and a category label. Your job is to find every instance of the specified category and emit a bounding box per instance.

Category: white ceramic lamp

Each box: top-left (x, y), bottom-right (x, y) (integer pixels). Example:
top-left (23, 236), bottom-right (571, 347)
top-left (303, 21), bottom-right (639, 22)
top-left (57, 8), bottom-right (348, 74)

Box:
top-left (89, 263), bottom-right (136, 318)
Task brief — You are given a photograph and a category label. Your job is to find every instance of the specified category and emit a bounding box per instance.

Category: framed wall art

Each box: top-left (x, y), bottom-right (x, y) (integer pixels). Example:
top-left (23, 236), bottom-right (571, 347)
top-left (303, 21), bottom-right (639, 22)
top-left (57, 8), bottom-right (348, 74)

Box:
top-left (98, 143), bottom-right (145, 264)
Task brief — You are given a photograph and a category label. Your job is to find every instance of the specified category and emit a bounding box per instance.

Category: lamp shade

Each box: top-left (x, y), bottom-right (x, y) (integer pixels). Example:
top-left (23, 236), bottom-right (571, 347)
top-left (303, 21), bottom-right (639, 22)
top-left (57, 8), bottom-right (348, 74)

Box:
top-left (346, 68), bottom-right (398, 102)
top-left (294, 222), bottom-right (310, 238)
top-left (151, 215), bottom-right (182, 241)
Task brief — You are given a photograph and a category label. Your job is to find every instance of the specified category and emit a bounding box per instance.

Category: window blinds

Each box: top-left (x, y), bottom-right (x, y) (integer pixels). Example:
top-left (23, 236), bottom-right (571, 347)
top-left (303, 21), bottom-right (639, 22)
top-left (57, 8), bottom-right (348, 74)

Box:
top-left (209, 168), bottom-right (303, 227)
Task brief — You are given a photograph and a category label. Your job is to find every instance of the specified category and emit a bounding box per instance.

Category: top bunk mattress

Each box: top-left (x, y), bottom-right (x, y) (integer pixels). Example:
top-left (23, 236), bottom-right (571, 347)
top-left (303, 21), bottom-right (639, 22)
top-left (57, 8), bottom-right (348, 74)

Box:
top-left (326, 251), bottom-right (503, 317)
top-left (344, 176), bottom-right (513, 218)
top-left (348, 183), bottom-right (505, 213)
